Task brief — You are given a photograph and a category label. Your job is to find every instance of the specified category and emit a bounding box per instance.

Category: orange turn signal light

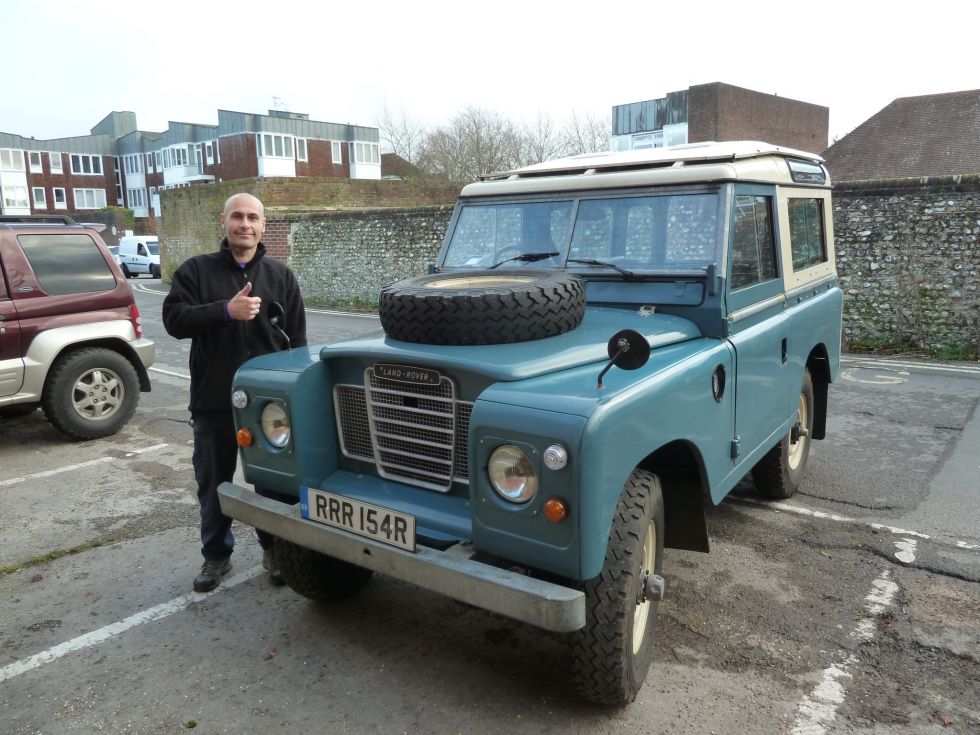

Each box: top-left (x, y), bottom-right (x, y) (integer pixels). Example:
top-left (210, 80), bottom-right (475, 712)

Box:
top-left (236, 428), bottom-right (253, 447)
top-left (543, 497), bottom-right (568, 523)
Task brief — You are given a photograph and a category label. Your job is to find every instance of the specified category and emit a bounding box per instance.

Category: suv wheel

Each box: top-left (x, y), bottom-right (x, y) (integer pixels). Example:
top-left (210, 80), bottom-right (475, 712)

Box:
top-left (752, 369), bottom-right (814, 499)
top-left (42, 348), bottom-right (140, 440)
top-left (273, 538), bottom-right (373, 601)
top-left (572, 468), bottom-right (664, 705)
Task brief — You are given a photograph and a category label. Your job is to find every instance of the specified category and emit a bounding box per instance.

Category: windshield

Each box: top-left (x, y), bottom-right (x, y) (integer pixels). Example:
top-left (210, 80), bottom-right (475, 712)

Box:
top-left (443, 192), bottom-right (721, 274)
top-left (147, 243), bottom-right (159, 255)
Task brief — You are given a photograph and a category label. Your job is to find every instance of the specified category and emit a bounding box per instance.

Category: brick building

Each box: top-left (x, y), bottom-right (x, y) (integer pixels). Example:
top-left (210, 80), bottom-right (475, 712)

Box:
top-left (0, 109), bottom-right (381, 223)
top-left (611, 82), bottom-right (829, 154)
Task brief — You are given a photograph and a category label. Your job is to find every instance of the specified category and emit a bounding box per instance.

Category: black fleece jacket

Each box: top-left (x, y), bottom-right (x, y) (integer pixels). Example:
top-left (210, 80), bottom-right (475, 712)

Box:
top-left (162, 239), bottom-right (307, 412)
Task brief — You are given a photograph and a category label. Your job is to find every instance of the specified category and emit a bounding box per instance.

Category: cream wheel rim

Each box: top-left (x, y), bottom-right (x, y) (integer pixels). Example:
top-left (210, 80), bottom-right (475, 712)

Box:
top-left (633, 520), bottom-right (656, 654)
top-left (788, 392), bottom-right (809, 470)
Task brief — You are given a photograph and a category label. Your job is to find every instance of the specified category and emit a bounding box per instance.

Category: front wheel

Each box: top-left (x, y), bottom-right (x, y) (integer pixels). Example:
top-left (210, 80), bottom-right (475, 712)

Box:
top-left (572, 469), bottom-right (665, 705)
top-left (752, 369), bottom-right (815, 499)
top-left (273, 538), bottom-right (373, 601)
top-left (41, 348), bottom-right (140, 440)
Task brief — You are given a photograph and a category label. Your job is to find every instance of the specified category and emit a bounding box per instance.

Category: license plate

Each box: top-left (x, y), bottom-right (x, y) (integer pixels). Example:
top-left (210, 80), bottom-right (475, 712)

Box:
top-left (300, 487), bottom-right (416, 551)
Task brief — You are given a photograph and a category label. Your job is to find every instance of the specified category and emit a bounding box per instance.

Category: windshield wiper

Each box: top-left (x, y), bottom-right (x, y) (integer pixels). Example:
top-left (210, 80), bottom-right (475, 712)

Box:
top-left (566, 258), bottom-right (643, 280)
top-left (489, 251), bottom-right (560, 269)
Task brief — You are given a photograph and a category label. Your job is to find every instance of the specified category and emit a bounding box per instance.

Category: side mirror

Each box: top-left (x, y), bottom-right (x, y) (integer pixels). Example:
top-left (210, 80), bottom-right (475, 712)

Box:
top-left (269, 302), bottom-right (290, 349)
top-left (597, 329), bottom-right (650, 389)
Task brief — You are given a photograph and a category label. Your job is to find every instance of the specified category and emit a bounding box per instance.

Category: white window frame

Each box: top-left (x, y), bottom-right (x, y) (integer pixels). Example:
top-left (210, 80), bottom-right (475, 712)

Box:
top-left (29, 151), bottom-right (43, 173)
top-left (53, 187), bottom-right (67, 209)
top-left (1, 148), bottom-right (25, 171)
top-left (32, 186), bottom-right (47, 208)
top-left (49, 151), bottom-right (63, 173)
top-left (257, 132), bottom-right (296, 160)
top-left (353, 142), bottom-right (380, 164)
top-left (206, 142), bottom-right (214, 165)
top-left (296, 138), bottom-right (307, 162)
top-left (73, 188), bottom-right (107, 209)
top-left (70, 154), bottom-right (103, 176)
top-left (2, 185), bottom-right (29, 209)
top-left (331, 140), bottom-right (342, 164)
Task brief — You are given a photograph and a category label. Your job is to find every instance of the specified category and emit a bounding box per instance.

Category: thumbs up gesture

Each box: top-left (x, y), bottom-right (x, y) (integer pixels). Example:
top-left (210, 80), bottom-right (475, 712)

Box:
top-left (228, 282), bottom-right (262, 320)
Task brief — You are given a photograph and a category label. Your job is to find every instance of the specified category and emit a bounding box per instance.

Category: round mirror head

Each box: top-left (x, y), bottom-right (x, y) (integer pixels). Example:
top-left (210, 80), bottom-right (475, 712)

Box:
top-left (606, 329), bottom-right (651, 370)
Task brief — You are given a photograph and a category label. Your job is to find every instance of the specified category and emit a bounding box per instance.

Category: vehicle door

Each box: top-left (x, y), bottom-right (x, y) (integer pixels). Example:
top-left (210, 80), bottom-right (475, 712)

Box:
top-left (725, 185), bottom-right (791, 467)
top-left (0, 263), bottom-right (24, 398)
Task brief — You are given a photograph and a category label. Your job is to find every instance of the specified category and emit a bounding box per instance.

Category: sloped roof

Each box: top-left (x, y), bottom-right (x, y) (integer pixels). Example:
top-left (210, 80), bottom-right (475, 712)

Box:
top-left (823, 89), bottom-right (980, 181)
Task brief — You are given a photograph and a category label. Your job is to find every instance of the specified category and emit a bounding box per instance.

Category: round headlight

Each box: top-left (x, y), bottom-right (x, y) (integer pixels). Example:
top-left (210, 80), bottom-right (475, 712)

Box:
top-left (231, 389), bottom-right (249, 409)
top-left (260, 402), bottom-right (291, 448)
top-left (488, 444), bottom-right (537, 503)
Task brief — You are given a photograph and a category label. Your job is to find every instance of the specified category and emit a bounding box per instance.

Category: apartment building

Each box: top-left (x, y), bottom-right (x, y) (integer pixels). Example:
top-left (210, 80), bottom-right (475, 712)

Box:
top-left (0, 109), bottom-right (381, 220)
top-left (611, 82), bottom-right (829, 154)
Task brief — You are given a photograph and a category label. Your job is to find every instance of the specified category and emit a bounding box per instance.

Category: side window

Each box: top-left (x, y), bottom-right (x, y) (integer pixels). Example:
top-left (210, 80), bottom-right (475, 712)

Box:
top-left (16, 234), bottom-right (116, 296)
top-left (731, 195), bottom-right (777, 290)
top-left (788, 198), bottom-right (827, 271)
top-left (138, 244), bottom-right (147, 256)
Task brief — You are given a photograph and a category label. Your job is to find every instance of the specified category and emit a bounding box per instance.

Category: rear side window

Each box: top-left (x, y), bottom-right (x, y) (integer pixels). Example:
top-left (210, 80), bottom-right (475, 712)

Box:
top-left (17, 234), bottom-right (116, 295)
top-left (731, 195), bottom-right (777, 289)
top-left (788, 198), bottom-right (827, 271)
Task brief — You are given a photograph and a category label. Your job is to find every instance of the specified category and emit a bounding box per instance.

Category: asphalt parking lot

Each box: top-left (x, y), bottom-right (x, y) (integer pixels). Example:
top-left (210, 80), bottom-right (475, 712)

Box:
top-left (1, 285), bottom-right (978, 734)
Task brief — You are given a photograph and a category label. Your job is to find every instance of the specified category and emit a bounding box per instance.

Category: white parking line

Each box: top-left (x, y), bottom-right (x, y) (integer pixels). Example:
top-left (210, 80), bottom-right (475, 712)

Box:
top-left (0, 566), bottom-right (262, 683)
top-left (792, 569), bottom-right (900, 735)
top-left (0, 443), bottom-right (169, 489)
top-left (149, 366), bottom-right (191, 380)
top-left (734, 496), bottom-right (980, 551)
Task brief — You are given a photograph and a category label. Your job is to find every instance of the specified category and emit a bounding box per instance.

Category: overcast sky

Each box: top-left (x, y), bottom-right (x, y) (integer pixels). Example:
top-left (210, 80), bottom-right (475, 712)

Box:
top-left (4, 0), bottom-right (977, 151)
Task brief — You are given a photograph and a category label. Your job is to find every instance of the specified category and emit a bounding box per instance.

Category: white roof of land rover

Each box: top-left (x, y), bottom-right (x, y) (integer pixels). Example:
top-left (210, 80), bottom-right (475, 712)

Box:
top-left (462, 140), bottom-right (828, 197)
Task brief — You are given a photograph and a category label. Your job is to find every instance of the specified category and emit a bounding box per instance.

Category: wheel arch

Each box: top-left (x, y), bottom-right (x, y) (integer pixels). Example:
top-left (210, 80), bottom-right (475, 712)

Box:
top-left (37, 337), bottom-right (151, 395)
top-left (639, 439), bottom-right (711, 553)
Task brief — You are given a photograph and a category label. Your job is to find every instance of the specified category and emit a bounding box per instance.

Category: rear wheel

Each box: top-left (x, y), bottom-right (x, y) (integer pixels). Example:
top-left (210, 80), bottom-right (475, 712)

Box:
top-left (151, 264), bottom-right (161, 278)
top-left (42, 348), bottom-right (140, 440)
top-left (572, 469), bottom-right (665, 705)
top-left (753, 369), bottom-right (814, 499)
top-left (273, 538), bottom-right (373, 601)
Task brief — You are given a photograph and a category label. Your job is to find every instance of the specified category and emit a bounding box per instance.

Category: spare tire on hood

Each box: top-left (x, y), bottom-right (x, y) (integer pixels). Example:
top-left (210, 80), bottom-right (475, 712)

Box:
top-left (378, 269), bottom-right (585, 345)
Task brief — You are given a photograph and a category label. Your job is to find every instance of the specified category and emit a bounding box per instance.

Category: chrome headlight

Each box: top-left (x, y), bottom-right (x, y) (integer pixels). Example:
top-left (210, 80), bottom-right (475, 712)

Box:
top-left (231, 389), bottom-right (249, 409)
top-left (260, 402), bottom-right (291, 448)
top-left (488, 444), bottom-right (537, 503)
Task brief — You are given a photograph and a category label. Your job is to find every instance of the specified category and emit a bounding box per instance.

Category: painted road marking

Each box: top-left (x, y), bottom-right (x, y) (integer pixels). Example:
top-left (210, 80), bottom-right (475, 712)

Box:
top-left (841, 366), bottom-right (909, 385)
top-left (149, 366), bottom-right (191, 380)
top-left (733, 496), bottom-right (979, 551)
top-left (791, 570), bottom-right (900, 735)
top-left (841, 357), bottom-right (980, 376)
top-left (0, 444), bottom-right (169, 489)
top-left (0, 566), bottom-right (263, 683)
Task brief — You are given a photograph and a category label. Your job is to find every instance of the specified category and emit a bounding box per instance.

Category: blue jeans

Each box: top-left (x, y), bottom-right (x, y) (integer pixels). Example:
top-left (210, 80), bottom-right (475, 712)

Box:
top-left (191, 411), bottom-right (275, 561)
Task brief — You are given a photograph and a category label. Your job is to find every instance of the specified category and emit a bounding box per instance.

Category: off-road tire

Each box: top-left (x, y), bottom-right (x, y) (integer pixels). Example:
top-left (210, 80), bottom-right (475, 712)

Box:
top-left (41, 347), bottom-right (140, 440)
top-left (378, 269), bottom-right (585, 345)
top-left (0, 403), bottom-right (39, 419)
top-left (753, 369), bottom-right (815, 499)
top-left (572, 469), bottom-right (665, 706)
top-left (273, 538), bottom-right (373, 602)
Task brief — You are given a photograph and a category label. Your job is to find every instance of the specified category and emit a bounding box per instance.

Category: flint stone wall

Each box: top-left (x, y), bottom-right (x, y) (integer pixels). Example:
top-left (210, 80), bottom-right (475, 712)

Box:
top-left (833, 176), bottom-right (980, 356)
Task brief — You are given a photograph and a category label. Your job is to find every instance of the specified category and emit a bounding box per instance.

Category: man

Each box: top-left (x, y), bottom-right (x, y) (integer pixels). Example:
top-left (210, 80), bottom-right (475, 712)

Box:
top-left (163, 193), bottom-right (307, 592)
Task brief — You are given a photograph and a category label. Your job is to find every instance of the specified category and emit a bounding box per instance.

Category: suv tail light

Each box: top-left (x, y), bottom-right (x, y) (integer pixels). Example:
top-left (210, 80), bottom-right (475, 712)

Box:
top-left (130, 304), bottom-right (143, 339)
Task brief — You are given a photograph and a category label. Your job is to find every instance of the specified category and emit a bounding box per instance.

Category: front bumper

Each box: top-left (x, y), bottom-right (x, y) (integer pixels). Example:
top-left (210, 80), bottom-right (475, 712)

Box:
top-left (218, 482), bottom-right (585, 632)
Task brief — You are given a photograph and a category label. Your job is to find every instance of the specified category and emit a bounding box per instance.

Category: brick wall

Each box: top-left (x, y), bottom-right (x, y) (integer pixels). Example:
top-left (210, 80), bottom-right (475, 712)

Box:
top-left (25, 152), bottom-right (117, 212)
top-left (296, 139), bottom-right (347, 178)
top-left (215, 134), bottom-right (258, 181)
top-left (688, 82), bottom-right (829, 152)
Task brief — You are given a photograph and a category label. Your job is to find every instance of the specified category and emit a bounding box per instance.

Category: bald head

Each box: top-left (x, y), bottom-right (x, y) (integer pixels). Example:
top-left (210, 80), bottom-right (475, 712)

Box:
top-left (223, 193), bottom-right (264, 217)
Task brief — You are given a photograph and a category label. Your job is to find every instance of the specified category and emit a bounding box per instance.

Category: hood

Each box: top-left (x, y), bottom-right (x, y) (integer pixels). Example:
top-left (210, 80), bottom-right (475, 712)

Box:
top-left (319, 306), bottom-right (701, 382)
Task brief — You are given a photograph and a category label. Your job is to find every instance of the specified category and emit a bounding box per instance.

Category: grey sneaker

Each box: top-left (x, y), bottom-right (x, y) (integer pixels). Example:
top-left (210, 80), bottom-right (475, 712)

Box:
top-left (262, 549), bottom-right (285, 586)
top-left (193, 557), bottom-right (232, 592)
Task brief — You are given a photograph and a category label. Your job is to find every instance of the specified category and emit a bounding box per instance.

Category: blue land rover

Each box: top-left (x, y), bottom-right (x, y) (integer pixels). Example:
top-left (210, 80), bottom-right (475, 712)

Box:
top-left (218, 141), bottom-right (842, 705)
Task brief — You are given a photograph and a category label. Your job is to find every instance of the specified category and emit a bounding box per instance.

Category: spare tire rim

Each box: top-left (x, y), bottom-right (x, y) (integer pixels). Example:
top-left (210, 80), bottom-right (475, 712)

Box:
top-left (423, 275), bottom-right (537, 289)
top-left (72, 367), bottom-right (125, 421)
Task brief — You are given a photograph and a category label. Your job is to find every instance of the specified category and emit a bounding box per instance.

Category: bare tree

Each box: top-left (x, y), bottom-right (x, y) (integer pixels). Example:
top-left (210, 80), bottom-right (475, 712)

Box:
top-left (377, 103), bottom-right (428, 165)
top-left (563, 111), bottom-right (611, 156)
top-left (422, 106), bottom-right (523, 183)
top-left (512, 112), bottom-right (568, 168)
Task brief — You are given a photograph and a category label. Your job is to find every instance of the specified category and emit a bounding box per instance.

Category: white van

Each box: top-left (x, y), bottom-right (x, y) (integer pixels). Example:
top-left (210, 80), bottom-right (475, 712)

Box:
top-left (117, 236), bottom-right (160, 278)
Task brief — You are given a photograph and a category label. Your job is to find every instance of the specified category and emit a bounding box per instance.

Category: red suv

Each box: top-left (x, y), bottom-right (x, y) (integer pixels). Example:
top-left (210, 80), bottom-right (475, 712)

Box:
top-left (0, 215), bottom-right (154, 439)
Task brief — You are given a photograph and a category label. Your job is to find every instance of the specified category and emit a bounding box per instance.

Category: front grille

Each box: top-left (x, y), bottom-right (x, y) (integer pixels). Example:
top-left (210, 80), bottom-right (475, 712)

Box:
top-left (333, 371), bottom-right (473, 493)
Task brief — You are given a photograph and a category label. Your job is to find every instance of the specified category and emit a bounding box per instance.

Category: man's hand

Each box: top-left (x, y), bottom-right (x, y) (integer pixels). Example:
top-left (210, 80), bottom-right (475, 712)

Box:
top-left (228, 282), bottom-right (262, 320)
